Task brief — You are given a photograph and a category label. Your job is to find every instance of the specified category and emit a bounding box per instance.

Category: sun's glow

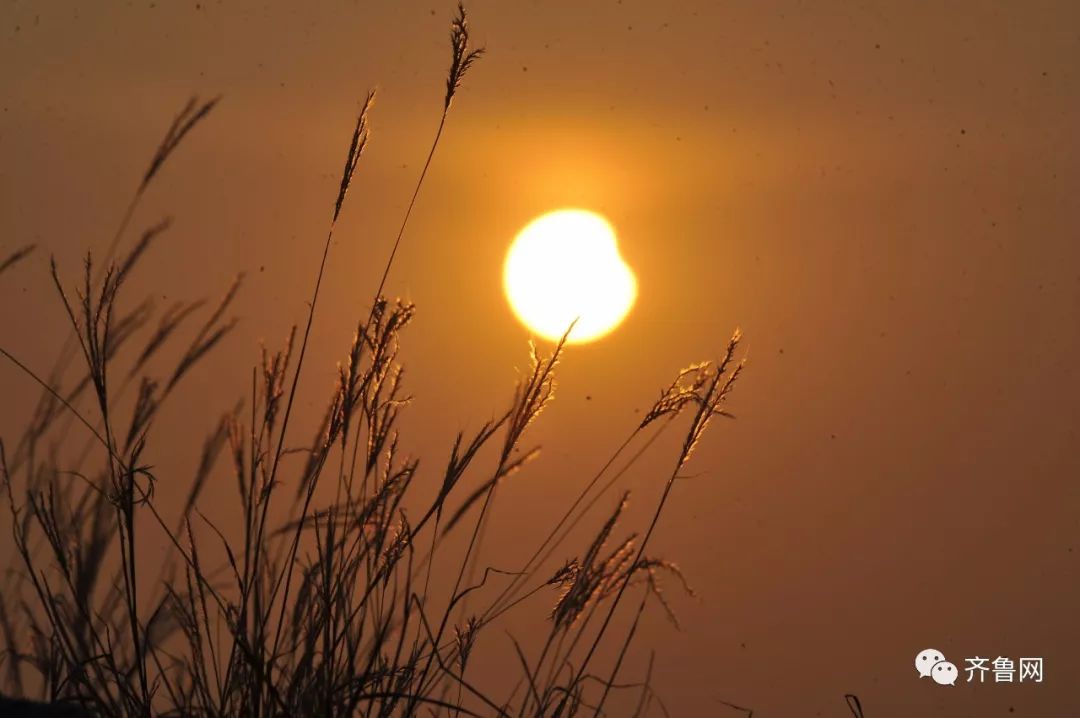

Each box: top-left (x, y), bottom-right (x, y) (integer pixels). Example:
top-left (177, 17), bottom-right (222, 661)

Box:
top-left (503, 209), bottom-right (637, 344)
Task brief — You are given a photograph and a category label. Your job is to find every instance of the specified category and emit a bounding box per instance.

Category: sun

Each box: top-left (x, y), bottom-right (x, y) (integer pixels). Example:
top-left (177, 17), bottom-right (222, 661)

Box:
top-left (503, 209), bottom-right (637, 344)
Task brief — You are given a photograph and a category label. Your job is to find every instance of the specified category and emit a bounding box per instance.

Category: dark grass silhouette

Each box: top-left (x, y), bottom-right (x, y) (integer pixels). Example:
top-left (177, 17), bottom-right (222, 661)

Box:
top-left (0, 694), bottom-right (91, 718)
top-left (0, 5), bottom-right (881, 717)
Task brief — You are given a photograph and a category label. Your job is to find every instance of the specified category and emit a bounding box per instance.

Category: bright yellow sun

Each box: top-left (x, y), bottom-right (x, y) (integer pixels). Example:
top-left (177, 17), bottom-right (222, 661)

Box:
top-left (503, 209), bottom-right (637, 344)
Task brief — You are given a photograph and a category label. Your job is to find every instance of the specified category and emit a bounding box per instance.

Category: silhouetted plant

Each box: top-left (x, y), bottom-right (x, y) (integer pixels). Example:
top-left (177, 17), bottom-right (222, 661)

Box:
top-left (0, 5), bottom-right (748, 716)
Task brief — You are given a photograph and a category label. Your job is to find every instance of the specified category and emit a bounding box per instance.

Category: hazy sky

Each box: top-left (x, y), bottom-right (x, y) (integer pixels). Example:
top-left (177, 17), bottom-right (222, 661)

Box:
top-left (2, 1), bottom-right (1079, 714)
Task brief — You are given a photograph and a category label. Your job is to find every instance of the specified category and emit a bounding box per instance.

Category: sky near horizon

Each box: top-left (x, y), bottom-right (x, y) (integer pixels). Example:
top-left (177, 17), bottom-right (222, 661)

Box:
top-left (2, 1), bottom-right (1079, 714)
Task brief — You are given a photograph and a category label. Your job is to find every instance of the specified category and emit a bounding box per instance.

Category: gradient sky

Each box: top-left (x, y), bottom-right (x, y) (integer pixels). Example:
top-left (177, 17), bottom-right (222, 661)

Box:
top-left (2, 1), bottom-right (1079, 714)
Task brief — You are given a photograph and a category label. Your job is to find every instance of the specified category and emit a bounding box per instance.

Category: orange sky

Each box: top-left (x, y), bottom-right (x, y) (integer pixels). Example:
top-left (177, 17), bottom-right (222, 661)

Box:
top-left (2, 1), bottom-right (1079, 714)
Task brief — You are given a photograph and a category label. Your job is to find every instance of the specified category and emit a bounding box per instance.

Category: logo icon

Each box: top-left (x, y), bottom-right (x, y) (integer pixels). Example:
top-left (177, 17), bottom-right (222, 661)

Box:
top-left (915, 648), bottom-right (956, 686)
